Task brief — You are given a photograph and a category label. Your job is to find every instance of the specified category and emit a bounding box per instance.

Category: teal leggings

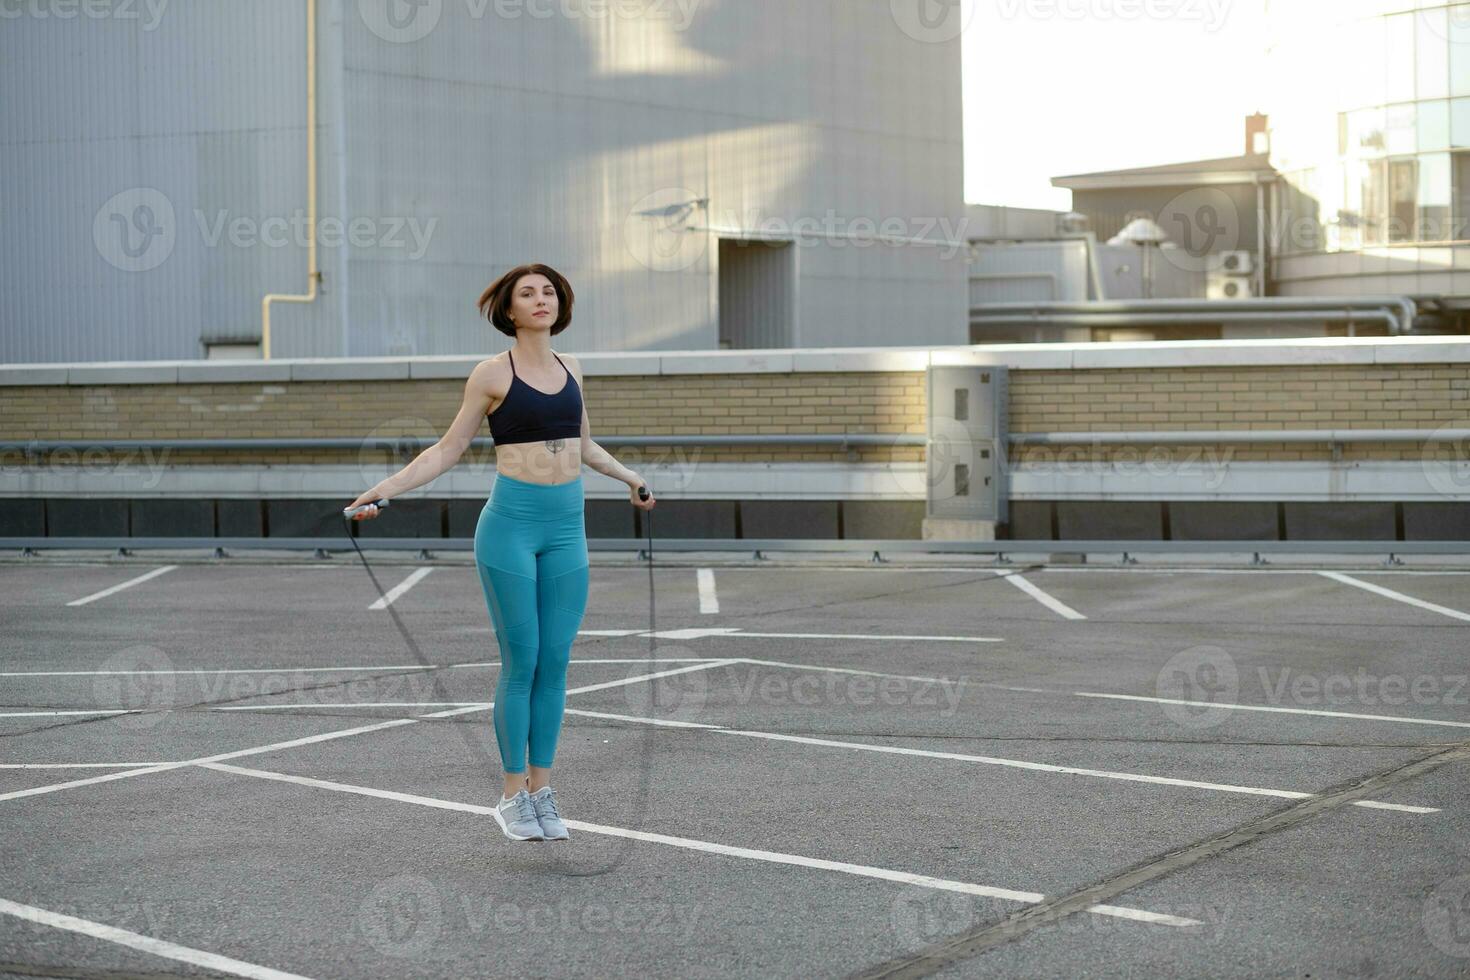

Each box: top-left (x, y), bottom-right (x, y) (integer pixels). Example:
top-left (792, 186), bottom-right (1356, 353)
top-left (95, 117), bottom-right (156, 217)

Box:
top-left (473, 473), bottom-right (590, 774)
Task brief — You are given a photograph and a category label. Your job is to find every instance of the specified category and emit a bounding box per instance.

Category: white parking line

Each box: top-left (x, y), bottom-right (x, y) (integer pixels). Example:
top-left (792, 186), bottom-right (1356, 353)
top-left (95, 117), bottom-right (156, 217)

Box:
top-left (1318, 571), bottom-right (1470, 622)
top-left (697, 568), bottom-right (719, 613)
top-left (369, 567), bottom-right (433, 610)
top-left (579, 627), bottom-right (1004, 642)
top-left (0, 664), bottom-right (729, 801)
top-left (563, 660), bottom-right (739, 696)
top-left (559, 705), bottom-right (1434, 814)
top-left (711, 728), bottom-right (1436, 814)
top-left (0, 716), bottom-right (421, 804)
top-left (212, 702), bottom-right (484, 711)
top-left (563, 707), bottom-right (725, 729)
top-left (199, 761), bottom-right (1199, 927)
top-left (0, 763), bottom-right (172, 769)
top-left (0, 710), bottom-right (138, 718)
top-left (1076, 692), bottom-right (1470, 730)
top-left (0, 665), bottom-right (443, 677)
top-left (729, 630), bottom-right (1004, 642)
top-left (996, 571), bottom-right (1087, 620)
top-left (0, 897), bottom-right (313, 980)
top-left (0, 658), bottom-right (721, 678)
top-left (416, 704), bottom-right (494, 719)
top-left (731, 657), bottom-right (1470, 732)
top-left (64, 566), bottom-right (177, 607)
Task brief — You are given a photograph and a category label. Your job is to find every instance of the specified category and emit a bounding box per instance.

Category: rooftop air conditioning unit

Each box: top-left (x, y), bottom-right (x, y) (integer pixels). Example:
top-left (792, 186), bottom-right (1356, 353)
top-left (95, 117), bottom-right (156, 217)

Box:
top-left (1209, 250), bottom-right (1255, 276)
top-left (1206, 273), bottom-right (1256, 299)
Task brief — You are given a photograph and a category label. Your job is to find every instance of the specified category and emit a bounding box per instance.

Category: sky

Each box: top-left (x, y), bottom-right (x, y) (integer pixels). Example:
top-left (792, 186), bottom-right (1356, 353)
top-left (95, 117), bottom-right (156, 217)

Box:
top-left (962, 0), bottom-right (1270, 211)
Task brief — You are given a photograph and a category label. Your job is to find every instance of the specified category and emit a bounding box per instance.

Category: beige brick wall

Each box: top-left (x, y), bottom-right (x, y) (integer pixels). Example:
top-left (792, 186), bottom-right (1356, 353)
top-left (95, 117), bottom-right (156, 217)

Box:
top-left (0, 373), bottom-right (928, 466)
top-left (1010, 363), bottom-right (1470, 462)
top-left (3, 362), bottom-right (1465, 467)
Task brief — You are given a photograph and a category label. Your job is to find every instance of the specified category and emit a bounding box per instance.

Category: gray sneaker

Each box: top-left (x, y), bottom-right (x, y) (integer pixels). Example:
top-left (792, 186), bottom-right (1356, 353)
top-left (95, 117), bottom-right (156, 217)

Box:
top-left (529, 786), bottom-right (570, 841)
top-left (494, 789), bottom-right (544, 841)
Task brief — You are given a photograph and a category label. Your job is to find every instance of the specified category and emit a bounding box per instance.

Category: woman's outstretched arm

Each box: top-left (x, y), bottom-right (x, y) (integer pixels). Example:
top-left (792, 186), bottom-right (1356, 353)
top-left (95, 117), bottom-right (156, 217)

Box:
top-left (348, 360), bottom-right (495, 513)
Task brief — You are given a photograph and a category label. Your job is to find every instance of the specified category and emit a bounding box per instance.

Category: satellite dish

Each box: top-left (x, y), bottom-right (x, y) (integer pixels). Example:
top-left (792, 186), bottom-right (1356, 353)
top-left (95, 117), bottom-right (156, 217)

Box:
top-left (1107, 217), bottom-right (1170, 246)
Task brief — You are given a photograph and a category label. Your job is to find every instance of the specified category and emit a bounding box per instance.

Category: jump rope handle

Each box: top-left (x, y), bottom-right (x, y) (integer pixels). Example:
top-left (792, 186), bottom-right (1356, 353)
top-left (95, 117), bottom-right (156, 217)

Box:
top-left (343, 498), bottom-right (391, 519)
top-left (637, 485), bottom-right (649, 501)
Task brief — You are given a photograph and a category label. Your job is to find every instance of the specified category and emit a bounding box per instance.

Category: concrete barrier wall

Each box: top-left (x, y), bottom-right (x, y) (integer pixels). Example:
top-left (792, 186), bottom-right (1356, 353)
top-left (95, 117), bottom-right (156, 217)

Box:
top-left (3, 338), bottom-right (1468, 541)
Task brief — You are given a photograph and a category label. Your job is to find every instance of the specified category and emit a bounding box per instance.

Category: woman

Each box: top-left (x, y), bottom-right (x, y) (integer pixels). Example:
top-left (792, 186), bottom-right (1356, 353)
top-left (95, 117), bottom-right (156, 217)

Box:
top-left (347, 262), bottom-right (656, 843)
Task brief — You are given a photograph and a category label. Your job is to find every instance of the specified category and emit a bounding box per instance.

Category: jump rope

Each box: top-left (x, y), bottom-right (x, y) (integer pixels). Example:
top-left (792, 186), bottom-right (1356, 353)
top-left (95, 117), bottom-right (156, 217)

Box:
top-left (342, 484), bottom-right (655, 877)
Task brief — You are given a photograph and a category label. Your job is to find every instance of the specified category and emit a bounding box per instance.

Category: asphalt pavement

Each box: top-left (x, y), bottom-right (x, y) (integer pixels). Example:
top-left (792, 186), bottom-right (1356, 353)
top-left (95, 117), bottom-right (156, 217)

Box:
top-left (1, 550), bottom-right (1467, 978)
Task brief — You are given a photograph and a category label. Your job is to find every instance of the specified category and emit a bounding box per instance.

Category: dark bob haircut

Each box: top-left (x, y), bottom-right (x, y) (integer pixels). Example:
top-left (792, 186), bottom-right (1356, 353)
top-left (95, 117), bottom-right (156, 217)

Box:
top-left (477, 263), bottom-right (575, 338)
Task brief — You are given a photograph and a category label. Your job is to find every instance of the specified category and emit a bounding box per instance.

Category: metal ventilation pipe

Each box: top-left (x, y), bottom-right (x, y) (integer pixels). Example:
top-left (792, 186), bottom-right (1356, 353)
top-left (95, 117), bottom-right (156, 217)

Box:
top-left (970, 297), bottom-right (1419, 335)
top-left (971, 310), bottom-right (1399, 335)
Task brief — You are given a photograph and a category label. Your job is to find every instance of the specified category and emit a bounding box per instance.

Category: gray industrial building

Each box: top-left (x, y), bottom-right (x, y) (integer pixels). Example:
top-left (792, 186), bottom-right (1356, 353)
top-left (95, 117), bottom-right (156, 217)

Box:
top-left (970, 3), bottom-right (1470, 341)
top-left (0, 0), bottom-right (968, 364)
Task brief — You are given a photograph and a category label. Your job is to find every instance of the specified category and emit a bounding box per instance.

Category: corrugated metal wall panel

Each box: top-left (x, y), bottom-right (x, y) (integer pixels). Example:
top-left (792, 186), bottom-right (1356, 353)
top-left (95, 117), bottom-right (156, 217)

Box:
top-left (4, 0), bottom-right (966, 363)
top-left (0, 0), bottom-right (324, 363)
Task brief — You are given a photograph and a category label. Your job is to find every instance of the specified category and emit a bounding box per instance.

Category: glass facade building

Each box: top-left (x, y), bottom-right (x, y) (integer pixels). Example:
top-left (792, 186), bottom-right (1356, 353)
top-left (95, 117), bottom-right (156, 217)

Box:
top-left (1269, 1), bottom-right (1470, 255)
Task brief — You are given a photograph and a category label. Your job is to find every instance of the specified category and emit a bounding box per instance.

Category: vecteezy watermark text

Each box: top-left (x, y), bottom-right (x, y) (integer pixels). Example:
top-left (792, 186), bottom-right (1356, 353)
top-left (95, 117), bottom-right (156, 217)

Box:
top-left (0, 0), bottom-right (169, 30)
top-left (1257, 668), bottom-right (1468, 708)
top-left (94, 188), bottom-right (438, 272)
top-left (994, 0), bottom-right (1231, 31)
top-left (356, 874), bottom-right (701, 960)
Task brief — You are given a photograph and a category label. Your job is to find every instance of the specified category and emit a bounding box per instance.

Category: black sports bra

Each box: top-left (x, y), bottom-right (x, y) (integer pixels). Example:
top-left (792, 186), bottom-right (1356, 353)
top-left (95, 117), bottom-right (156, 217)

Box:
top-left (486, 350), bottom-right (583, 446)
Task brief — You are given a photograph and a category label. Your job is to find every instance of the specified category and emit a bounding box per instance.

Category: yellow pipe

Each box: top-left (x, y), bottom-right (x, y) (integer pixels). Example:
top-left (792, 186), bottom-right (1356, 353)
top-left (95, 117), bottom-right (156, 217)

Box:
top-left (260, 0), bottom-right (319, 360)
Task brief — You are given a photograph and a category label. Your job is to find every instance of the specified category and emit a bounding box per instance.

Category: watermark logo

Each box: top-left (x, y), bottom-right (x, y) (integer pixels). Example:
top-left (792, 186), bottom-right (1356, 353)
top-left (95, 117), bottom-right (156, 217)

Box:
top-left (1153, 187), bottom-right (1241, 274)
top-left (359, 0), bottom-right (443, 43)
top-left (1424, 875), bottom-right (1470, 958)
top-left (921, 416), bottom-right (978, 506)
top-left (1155, 644), bottom-right (1238, 729)
top-left (890, 0), bottom-right (974, 44)
top-left (623, 188), bottom-right (710, 273)
top-left (622, 648), bottom-right (709, 725)
top-left (91, 644), bottom-right (177, 731)
top-left (1417, 5), bottom-right (1470, 46)
top-left (1422, 422), bottom-right (1470, 500)
top-left (356, 417), bottom-right (450, 503)
top-left (94, 188), bottom-right (176, 273)
top-left (890, 885), bottom-right (980, 953)
top-left (357, 874), bottom-right (444, 959)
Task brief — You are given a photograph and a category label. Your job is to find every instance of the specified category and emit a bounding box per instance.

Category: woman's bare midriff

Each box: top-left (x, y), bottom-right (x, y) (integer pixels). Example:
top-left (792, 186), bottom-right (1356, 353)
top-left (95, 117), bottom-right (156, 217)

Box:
top-left (493, 440), bottom-right (582, 486)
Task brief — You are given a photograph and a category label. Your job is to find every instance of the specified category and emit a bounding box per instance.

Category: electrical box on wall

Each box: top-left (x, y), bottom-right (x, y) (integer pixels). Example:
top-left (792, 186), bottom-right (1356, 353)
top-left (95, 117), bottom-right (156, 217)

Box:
top-left (925, 364), bottom-right (1009, 525)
